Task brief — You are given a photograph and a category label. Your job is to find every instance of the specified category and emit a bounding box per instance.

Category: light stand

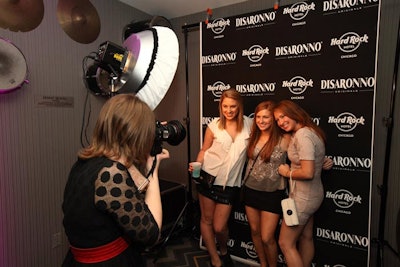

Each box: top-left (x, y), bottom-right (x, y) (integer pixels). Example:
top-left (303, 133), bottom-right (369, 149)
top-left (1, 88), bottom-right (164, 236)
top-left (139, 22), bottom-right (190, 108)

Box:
top-left (182, 22), bottom-right (201, 236)
top-left (374, 18), bottom-right (400, 267)
top-left (148, 23), bottom-right (201, 264)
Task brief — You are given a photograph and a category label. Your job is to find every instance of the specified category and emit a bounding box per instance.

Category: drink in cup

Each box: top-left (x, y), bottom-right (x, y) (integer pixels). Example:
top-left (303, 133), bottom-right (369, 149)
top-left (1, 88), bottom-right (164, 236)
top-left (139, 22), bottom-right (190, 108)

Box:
top-left (191, 162), bottom-right (202, 178)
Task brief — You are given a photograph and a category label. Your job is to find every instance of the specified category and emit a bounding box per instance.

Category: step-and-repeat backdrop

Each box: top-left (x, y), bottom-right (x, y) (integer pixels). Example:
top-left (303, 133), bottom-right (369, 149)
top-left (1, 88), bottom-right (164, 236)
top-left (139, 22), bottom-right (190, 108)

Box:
top-left (199, 1), bottom-right (380, 266)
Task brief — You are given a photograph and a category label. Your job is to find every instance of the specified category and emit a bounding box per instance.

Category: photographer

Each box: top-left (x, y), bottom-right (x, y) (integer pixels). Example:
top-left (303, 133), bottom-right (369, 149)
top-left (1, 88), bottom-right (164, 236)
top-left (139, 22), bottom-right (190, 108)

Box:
top-left (62, 94), bottom-right (169, 266)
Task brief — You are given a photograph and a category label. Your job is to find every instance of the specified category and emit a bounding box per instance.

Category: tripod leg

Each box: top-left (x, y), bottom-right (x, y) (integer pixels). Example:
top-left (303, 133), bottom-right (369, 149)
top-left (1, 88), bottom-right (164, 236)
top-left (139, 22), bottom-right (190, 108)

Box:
top-left (152, 201), bottom-right (190, 263)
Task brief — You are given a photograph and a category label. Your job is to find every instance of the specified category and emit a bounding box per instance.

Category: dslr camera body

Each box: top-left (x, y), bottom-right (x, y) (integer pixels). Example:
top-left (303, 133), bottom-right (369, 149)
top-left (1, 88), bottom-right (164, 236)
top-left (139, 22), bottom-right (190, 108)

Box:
top-left (151, 120), bottom-right (186, 156)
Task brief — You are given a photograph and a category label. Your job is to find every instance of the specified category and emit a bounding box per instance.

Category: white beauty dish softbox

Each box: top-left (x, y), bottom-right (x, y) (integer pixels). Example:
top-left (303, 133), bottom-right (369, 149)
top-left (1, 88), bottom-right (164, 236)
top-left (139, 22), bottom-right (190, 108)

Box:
top-left (85, 25), bottom-right (179, 110)
top-left (122, 26), bottom-right (179, 110)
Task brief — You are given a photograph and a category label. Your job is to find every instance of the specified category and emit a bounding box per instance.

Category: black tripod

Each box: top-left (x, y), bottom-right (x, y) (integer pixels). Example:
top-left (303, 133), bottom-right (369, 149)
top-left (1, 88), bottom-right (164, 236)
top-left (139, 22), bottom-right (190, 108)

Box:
top-left (151, 23), bottom-right (201, 264)
top-left (374, 18), bottom-right (400, 267)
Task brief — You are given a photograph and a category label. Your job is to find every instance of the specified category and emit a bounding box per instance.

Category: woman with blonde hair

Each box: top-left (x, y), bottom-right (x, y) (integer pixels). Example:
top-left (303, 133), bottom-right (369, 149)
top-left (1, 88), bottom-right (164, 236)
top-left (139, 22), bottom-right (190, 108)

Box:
top-left (190, 88), bottom-right (252, 267)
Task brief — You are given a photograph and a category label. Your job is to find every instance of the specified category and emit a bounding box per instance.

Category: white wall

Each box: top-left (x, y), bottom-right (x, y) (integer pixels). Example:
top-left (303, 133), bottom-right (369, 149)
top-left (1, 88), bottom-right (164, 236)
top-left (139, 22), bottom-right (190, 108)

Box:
top-left (0, 0), bottom-right (151, 266)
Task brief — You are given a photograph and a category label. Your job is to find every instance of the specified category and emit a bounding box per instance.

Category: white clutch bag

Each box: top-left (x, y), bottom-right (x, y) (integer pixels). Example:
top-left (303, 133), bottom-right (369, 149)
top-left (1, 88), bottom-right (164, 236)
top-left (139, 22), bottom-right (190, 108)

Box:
top-left (281, 197), bottom-right (299, 226)
top-left (281, 171), bottom-right (299, 226)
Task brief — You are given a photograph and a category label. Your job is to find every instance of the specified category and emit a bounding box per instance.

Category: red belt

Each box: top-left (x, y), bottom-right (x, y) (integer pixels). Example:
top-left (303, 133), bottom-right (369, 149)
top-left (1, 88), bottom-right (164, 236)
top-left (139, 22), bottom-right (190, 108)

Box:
top-left (70, 236), bottom-right (129, 263)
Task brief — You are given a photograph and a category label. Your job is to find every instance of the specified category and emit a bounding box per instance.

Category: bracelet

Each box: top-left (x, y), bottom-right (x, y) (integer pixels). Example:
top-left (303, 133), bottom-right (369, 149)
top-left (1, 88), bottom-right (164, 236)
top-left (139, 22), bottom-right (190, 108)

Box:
top-left (289, 170), bottom-right (293, 179)
top-left (137, 179), bottom-right (150, 193)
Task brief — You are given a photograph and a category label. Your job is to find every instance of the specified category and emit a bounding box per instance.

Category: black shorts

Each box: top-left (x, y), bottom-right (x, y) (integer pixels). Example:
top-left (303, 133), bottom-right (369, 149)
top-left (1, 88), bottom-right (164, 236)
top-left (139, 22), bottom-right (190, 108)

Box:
top-left (243, 186), bottom-right (285, 214)
top-left (196, 183), bottom-right (240, 205)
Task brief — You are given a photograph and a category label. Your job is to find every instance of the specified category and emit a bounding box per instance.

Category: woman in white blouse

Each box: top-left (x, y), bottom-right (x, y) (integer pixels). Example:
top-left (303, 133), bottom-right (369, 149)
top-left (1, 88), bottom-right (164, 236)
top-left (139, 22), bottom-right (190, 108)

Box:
top-left (190, 88), bottom-right (252, 267)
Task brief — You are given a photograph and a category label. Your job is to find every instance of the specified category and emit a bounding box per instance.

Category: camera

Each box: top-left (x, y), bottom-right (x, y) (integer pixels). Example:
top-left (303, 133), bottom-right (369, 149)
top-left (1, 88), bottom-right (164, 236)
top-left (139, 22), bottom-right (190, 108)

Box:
top-left (151, 120), bottom-right (186, 155)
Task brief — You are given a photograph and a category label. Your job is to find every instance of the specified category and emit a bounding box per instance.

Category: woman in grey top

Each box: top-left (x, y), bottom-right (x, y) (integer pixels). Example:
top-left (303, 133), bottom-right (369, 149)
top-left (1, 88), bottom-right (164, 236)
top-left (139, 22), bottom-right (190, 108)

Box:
top-left (274, 100), bottom-right (328, 267)
top-left (242, 101), bottom-right (291, 267)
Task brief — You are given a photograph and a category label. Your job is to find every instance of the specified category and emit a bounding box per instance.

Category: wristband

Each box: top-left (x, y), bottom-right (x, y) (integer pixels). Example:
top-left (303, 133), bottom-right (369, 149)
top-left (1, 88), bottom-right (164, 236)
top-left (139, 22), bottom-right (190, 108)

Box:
top-left (137, 179), bottom-right (149, 193)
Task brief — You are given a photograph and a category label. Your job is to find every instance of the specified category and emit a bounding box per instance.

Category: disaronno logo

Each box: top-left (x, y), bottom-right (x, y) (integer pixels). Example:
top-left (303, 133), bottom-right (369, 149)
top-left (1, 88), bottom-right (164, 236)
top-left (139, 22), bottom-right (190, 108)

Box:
top-left (236, 11), bottom-right (276, 27)
top-left (236, 83), bottom-right (276, 94)
top-left (331, 155), bottom-right (371, 169)
top-left (202, 52), bottom-right (237, 65)
top-left (234, 210), bottom-right (248, 223)
top-left (275, 41), bottom-right (322, 57)
top-left (323, 0), bottom-right (378, 12)
top-left (202, 117), bottom-right (217, 125)
top-left (316, 227), bottom-right (369, 249)
top-left (321, 76), bottom-right (375, 90)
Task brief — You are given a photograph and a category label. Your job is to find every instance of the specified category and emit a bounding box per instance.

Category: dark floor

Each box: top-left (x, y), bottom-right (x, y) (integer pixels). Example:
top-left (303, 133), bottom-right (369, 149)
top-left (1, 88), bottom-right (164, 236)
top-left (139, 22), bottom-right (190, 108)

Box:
top-left (143, 196), bottom-right (258, 266)
top-left (144, 229), bottom-right (256, 267)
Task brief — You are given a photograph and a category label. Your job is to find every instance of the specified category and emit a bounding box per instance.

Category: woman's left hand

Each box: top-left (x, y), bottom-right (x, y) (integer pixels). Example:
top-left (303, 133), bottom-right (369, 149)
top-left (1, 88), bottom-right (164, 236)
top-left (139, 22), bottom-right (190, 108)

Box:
top-left (322, 156), bottom-right (333, 170)
top-left (146, 149), bottom-right (170, 173)
top-left (156, 148), bottom-right (170, 161)
top-left (278, 163), bottom-right (290, 177)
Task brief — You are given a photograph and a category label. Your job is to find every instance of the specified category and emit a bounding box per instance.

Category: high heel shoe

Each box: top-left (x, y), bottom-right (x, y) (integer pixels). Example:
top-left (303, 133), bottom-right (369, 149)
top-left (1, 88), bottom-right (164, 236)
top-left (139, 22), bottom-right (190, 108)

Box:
top-left (220, 252), bottom-right (234, 267)
top-left (209, 261), bottom-right (221, 267)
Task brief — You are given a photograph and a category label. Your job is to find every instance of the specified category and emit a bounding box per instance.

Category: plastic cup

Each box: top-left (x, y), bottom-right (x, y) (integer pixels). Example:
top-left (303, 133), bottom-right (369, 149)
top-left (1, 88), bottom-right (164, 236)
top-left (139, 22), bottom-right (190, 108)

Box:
top-left (191, 162), bottom-right (202, 178)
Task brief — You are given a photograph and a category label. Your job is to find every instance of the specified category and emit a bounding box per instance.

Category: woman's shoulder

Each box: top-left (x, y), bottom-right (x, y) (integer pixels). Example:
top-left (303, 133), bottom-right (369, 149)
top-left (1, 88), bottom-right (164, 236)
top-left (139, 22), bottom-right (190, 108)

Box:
top-left (282, 133), bottom-right (291, 142)
top-left (243, 115), bottom-right (253, 126)
top-left (97, 157), bottom-right (129, 174)
top-left (296, 126), bottom-right (312, 135)
top-left (296, 127), bottom-right (320, 141)
top-left (207, 118), bottom-right (220, 131)
top-left (243, 115), bottom-right (252, 122)
top-left (279, 133), bottom-right (291, 149)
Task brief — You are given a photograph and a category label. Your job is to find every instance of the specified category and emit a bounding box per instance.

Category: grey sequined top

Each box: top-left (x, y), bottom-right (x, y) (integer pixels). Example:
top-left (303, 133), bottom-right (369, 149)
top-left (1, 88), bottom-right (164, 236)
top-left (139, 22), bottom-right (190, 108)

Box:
top-left (244, 141), bottom-right (287, 192)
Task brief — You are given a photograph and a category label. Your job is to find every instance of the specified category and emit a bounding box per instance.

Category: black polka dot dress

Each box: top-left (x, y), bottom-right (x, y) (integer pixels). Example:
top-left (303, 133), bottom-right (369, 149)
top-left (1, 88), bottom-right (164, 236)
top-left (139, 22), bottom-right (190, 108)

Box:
top-left (62, 157), bottom-right (159, 266)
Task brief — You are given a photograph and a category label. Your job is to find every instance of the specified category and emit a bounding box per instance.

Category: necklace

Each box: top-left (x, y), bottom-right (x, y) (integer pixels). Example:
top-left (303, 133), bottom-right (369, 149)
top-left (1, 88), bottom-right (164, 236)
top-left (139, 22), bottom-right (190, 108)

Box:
top-left (256, 135), bottom-right (269, 149)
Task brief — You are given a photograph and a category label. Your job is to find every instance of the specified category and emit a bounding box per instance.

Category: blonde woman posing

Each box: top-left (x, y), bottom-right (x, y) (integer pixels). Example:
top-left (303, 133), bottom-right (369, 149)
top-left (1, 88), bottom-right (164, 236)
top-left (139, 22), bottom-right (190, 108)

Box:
top-left (190, 89), bottom-right (252, 267)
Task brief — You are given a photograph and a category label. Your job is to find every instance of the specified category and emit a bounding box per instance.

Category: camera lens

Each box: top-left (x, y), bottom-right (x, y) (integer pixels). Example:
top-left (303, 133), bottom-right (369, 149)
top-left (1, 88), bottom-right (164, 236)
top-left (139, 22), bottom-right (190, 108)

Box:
top-left (164, 120), bottom-right (186, 146)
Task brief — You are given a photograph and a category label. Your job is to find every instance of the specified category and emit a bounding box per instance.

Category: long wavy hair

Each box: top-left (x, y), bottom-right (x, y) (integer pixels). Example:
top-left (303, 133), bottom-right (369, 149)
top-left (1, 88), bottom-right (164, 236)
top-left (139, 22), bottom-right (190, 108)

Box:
top-left (78, 94), bottom-right (155, 168)
top-left (274, 100), bottom-right (326, 143)
top-left (218, 88), bottom-right (244, 131)
top-left (247, 101), bottom-right (282, 161)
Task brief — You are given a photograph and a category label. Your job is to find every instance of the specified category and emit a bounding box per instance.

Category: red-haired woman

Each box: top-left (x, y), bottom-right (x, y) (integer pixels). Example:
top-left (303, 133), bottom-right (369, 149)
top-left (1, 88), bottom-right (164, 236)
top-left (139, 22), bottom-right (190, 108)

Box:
top-left (274, 100), bottom-right (329, 267)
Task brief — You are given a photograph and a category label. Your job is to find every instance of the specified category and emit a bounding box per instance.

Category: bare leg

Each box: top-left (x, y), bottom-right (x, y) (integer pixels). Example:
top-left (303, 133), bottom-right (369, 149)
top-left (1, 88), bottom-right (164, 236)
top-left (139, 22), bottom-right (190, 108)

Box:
top-left (298, 216), bottom-right (314, 267)
top-left (245, 205), bottom-right (268, 267)
top-left (198, 194), bottom-right (222, 267)
top-left (213, 202), bottom-right (233, 256)
top-left (278, 221), bottom-right (305, 267)
top-left (260, 211), bottom-right (280, 267)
